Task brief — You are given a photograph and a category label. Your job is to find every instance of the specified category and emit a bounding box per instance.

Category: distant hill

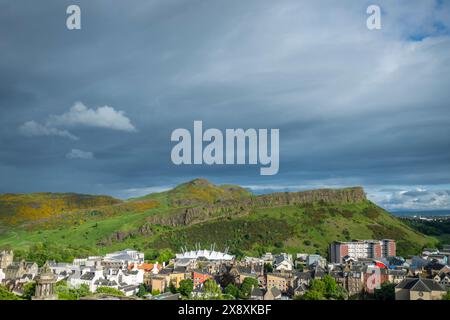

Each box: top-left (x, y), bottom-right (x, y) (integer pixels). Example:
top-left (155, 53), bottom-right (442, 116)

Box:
top-left (133, 178), bottom-right (253, 207)
top-left (0, 179), bottom-right (438, 262)
top-left (0, 193), bottom-right (121, 225)
top-left (392, 210), bottom-right (450, 217)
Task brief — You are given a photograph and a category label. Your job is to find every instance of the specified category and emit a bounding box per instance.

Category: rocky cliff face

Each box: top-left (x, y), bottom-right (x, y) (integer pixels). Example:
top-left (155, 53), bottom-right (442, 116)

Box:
top-left (146, 187), bottom-right (366, 227)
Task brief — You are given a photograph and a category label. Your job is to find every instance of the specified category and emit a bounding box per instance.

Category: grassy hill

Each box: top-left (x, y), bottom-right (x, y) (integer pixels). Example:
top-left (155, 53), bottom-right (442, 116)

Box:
top-left (0, 179), bottom-right (438, 264)
top-left (132, 178), bottom-right (252, 207)
top-left (0, 193), bottom-right (121, 225)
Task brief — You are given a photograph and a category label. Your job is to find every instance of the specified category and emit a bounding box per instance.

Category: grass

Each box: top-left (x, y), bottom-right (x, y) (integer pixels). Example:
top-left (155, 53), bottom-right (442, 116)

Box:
top-left (0, 180), bottom-right (439, 262)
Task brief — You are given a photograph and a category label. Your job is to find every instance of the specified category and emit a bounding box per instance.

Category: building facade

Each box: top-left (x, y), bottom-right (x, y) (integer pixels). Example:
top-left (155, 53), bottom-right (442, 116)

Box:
top-left (329, 239), bottom-right (396, 263)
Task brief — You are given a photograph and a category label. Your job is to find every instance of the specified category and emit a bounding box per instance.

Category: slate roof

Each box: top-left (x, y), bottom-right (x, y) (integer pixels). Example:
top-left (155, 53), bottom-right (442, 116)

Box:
top-left (294, 283), bottom-right (308, 293)
top-left (174, 266), bottom-right (187, 273)
top-left (269, 287), bottom-right (282, 298)
top-left (295, 271), bottom-right (313, 280)
top-left (159, 268), bottom-right (174, 275)
top-left (236, 265), bottom-right (262, 275)
top-left (251, 287), bottom-right (264, 297)
top-left (80, 272), bottom-right (95, 280)
top-left (95, 279), bottom-right (118, 286)
top-left (396, 278), bottom-right (446, 292)
top-left (119, 284), bottom-right (139, 292)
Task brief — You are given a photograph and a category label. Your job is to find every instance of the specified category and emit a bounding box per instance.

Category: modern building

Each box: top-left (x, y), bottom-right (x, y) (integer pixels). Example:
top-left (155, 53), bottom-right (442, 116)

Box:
top-left (329, 239), bottom-right (396, 263)
top-left (175, 249), bottom-right (234, 262)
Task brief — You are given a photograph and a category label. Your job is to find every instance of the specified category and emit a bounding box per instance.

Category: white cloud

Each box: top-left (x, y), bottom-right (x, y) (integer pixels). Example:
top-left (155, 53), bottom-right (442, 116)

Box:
top-left (19, 102), bottom-right (136, 141)
top-left (66, 149), bottom-right (94, 160)
top-left (368, 187), bottom-right (450, 211)
top-left (19, 120), bottom-right (79, 140)
top-left (48, 102), bottom-right (136, 132)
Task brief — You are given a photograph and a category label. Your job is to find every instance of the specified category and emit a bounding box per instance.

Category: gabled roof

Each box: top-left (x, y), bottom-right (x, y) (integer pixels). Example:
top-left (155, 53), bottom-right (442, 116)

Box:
top-left (396, 278), bottom-right (446, 292)
top-left (295, 271), bottom-right (313, 280)
top-left (80, 272), bottom-right (95, 280)
top-left (294, 283), bottom-right (308, 292)
top-left (410, 280), bottom-right (432, 292)
top-left (269, 287), bottom-right (282, 297)
top-left (251, 287), bottom-right (264, 297)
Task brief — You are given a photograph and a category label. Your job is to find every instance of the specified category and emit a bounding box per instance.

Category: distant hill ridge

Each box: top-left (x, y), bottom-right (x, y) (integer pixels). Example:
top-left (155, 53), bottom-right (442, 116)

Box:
top-left (0, 178), bottom-right (438, 259)
top-left (145, 181), bottom-right (367, 227)
top-left (0, 179), bottom-right (366, 225)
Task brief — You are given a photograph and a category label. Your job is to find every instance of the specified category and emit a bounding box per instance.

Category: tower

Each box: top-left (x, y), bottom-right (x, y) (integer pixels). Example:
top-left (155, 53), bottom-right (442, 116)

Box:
top-left (0, 250), bottom-right (13, 269)
top-left (32, 262), bottom-right (57, 300)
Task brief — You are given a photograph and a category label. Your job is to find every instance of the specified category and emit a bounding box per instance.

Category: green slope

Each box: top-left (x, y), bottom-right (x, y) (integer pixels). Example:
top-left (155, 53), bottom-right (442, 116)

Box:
top-left (0, 193), bottom-right (121, 225)
top-left (131, 178), bottom-right (252, 207)
top-left (0, 179), bottom-right (438, 263)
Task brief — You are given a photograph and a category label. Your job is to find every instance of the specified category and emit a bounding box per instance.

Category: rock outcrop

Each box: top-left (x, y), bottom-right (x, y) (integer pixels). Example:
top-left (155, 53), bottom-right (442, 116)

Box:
top-left (147, 187), bottom-right (366, 227)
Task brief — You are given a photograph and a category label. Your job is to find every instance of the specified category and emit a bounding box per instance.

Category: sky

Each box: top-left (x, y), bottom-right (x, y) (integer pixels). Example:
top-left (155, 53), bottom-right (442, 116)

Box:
top-left (0, 0), bottom-right (450, 211)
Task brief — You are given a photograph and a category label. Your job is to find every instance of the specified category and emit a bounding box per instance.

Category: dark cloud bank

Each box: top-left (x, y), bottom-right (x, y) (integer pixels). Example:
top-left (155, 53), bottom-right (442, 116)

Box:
top-left (1, 0), bottom-right (450, 210)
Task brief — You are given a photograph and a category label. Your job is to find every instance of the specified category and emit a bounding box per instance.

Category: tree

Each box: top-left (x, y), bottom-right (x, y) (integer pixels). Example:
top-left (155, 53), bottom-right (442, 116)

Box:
top-left (169, 282), bottom-right (177, 294)
top-left (442, 291), bottom-right (450, 300)
top-left (96, 286), bottom-right (124, 296)
top-left (300, 276), bottom-right (347, 300)
top-left (264, 263), bottom-right (273, 273)
top-left (309, 279), bottom-right (326, 293)
top-left (156, 248), bottom-right (174, 263)
top-left (55, 281), bottom-right (91, 300)
top-left (323, 275), bottom-right (337, 294)
top-left (203, 279), bottom-right (222, 298)
top-left (0, 285), bottom-right (21, 300)
top-left (178, 279), bottom-right (193, 298)
top-left (151, 289), bottom-right (161, 296)
top-left (137, 284), bottom-right (149, 298)
top-left (224, 284), bottom-right (239, 299)
top-left (22, 281), bottom-right (36, 300)
top-left (322, 275), bottom-right (347, 300)
top-left (77, 284), bottom-right (91, 297)
top-left (299, 290), bottom-right (325, 300)
top-left (374, 282), bottom-right (396, 301)
top-left (239, 277), bottom-right (259, 299)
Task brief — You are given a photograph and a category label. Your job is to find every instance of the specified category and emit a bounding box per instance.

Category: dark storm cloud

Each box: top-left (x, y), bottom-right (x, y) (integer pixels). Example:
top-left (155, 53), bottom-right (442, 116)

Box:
top-left (0, 0), bottom-right (450, 210)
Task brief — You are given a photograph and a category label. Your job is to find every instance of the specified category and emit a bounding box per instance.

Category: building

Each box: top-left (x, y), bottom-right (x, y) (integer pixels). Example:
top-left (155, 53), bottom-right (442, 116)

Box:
top-left (264, 287), bottom-right (282, 300)
top-left (266, 273), bottom-right (295, 294)
top-left (192, 270), bottom-right (213, 287)
top-left (395, 278), bottom-right (447, 300)
top-left (103, 249), bottom-right (145, 268)
top-left (434, 271), bottom-right (450, 288)
top-left (32, 263), bottom-right (57, 300)
top-left (150, 275), bottom-right (168, 293)
top-left (229, 264), bottom-right (263, 285)
top-left (175, 249), bottom-right (234, 262)
top-left (307, 254), bottom-right (326, 267)
top-left (4, 260), bottom-right (38, 281)
top-left (68, 267), bottom-right (104, 292)
top-left (273, 253), bottom-right (293, 272)
top-left (329, 239), bottom-right (396, 263)
top-left (329, 265), bottom-right (364, 296)
top-left (0, 250), bottom-right (13, 269)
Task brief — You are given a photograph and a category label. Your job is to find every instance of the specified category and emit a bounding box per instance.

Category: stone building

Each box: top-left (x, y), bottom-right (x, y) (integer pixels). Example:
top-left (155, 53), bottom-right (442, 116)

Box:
top-left (4, 260), bottom-right (38, 281)
top-left (395, 278), bottom-right (447, 300)
top-left (32, 263), bottom-right (57, 300)
top-left (0, 250), bottom-right (14, 269)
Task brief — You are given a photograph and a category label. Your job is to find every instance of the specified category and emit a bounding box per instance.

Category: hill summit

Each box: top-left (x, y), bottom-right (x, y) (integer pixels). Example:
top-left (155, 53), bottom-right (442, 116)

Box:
top-left (0, 179), bottom-right (438, 260)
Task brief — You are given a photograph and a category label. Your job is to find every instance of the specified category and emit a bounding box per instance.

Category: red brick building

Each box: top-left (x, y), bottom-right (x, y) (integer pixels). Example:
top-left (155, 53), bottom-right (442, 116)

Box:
top-left (329, 239), bottom-right (396, 263)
